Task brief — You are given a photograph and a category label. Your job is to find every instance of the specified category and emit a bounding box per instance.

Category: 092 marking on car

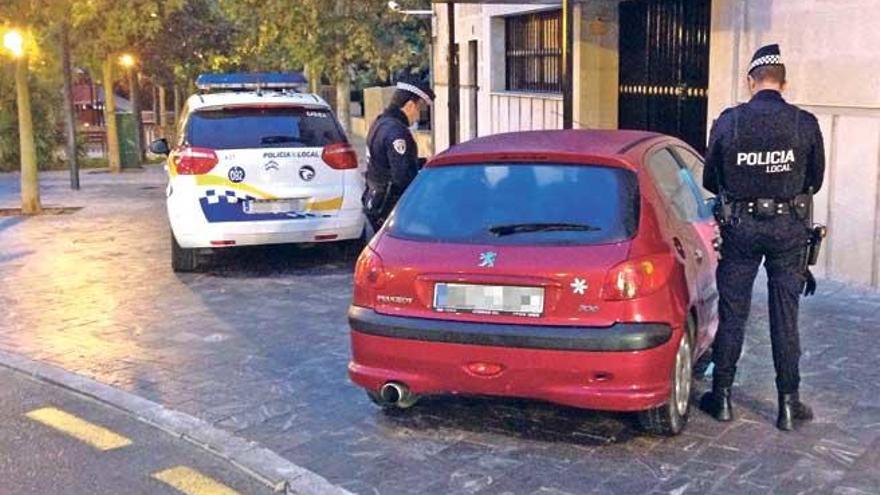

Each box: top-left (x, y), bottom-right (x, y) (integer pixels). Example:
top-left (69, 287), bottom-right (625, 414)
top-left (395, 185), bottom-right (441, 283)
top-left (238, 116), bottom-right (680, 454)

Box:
top-left (227, 166), bottom-right (246, 183)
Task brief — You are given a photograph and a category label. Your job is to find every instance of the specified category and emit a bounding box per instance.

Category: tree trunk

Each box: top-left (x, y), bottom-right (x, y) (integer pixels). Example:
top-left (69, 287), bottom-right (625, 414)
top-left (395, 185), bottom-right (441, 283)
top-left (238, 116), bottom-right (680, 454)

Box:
top-left (306, 63), bottom-right (320, 94)
top-left (158, 85), bottom-right (168, 136)
top-left (15, 57), bottom-right (41, 214)
top-left (335, 76), bottom-right (351, 135)
top-left (173, 84), bottom-right (181, 126)
top-left (129, 70), bottom-right (145, 163)
top-left (60, 21), bottom-right (79, 190)
top-left (102, 56), bottom-right (121, 173)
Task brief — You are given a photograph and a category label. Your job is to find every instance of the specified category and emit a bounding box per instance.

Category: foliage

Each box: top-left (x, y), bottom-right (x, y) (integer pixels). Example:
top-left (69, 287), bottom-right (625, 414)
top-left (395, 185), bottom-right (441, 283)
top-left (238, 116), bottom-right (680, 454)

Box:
top-left (0, 0), bottom-right (431, 171)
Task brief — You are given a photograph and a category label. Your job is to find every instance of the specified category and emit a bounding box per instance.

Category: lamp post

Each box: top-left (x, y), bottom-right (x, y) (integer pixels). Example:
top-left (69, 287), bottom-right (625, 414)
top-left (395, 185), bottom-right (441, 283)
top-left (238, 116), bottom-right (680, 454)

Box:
top-left (3, 29), bottom-right (41, 214)
top-left (119, 53), bottom-right (145, 163)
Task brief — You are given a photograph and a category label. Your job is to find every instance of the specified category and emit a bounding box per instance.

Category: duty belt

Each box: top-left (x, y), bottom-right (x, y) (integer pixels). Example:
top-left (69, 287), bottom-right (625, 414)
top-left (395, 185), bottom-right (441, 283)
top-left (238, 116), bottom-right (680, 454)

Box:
top-left (732, 197), bottom-right (807, 218)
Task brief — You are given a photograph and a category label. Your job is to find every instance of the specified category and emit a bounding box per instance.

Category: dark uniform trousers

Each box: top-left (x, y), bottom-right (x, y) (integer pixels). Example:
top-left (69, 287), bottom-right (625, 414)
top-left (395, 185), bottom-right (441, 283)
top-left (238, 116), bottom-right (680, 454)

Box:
top-left (714, 213), bottom-right (808, 394)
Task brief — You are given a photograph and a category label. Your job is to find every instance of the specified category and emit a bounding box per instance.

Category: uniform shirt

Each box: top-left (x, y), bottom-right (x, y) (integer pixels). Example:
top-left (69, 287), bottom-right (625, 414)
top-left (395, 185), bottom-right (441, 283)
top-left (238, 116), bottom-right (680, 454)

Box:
top-left (704, 90), bottom-right (825, 200)
top-left (365, 108), bottom-right (420, 195)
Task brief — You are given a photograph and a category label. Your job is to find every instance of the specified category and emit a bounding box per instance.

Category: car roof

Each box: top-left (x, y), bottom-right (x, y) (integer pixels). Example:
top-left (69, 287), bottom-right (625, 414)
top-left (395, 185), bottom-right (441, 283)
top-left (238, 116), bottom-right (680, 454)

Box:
top-left (185, 91), bottom-right (330, 112)
top-left (427, 129), bottom-right (672, 171)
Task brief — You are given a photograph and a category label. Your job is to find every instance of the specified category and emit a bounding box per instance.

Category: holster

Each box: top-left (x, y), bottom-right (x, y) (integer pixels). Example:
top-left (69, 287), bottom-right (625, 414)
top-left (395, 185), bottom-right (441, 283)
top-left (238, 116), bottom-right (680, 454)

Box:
top-left (807, 225), bottom-right (827, 266)
top-left (712, 195), bottom-right (735, 225)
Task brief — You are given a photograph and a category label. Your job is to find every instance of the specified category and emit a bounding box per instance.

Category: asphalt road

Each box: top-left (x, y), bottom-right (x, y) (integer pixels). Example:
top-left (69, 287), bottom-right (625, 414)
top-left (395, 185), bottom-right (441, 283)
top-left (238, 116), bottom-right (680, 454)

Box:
top-left (0, 366), bottom-right (272, 495)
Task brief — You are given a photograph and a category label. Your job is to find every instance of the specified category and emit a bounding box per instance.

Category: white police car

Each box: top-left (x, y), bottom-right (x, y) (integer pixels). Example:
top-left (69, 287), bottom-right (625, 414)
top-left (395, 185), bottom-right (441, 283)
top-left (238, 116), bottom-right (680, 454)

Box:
top-left (149, 73), bottom-right (366, 272)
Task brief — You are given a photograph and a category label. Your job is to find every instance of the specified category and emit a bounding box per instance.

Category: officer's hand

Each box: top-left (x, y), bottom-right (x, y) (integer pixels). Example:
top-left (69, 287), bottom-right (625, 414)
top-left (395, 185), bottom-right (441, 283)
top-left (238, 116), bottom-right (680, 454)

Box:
top-left (803, 269), bottom-right (817, 297)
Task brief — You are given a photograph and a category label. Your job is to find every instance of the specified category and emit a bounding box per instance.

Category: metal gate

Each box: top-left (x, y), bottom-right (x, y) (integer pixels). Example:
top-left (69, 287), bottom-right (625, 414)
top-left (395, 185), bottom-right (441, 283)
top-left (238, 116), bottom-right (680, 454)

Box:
top-left (618, 0), bottom-right (711, 152)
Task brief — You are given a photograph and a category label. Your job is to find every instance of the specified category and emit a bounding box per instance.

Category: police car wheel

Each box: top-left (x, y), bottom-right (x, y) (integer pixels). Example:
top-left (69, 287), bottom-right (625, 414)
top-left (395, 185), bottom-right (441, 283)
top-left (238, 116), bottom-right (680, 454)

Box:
top-left (171, 232), bottom-right (200, 272)
top-left (638, 316), bottom-right (694, 436)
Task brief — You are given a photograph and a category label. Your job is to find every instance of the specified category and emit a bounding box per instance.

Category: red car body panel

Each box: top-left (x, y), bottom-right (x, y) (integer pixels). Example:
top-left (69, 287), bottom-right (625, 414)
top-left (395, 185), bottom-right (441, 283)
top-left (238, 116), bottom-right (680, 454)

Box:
top-left (348, 130), bottom-right (718, 412)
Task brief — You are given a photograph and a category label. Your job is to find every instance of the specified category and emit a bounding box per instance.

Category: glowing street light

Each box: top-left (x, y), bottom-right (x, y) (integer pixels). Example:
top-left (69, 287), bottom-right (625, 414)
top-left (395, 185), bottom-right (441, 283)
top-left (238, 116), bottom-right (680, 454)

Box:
top-left (118, 53), bottom-right (136, 68)
top-left (3, 29), bottom-right (24, 58)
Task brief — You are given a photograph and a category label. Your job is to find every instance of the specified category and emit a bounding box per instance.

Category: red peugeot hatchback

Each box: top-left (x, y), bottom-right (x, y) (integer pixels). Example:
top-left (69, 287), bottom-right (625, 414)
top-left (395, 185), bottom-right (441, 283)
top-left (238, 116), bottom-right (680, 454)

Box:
top-left (348, 130), bottom-right (719, 435)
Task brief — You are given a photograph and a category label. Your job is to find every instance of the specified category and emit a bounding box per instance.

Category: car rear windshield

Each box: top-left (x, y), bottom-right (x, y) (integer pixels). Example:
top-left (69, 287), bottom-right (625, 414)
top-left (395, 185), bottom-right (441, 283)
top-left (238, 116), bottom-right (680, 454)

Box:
top-left (388, 163), bottom-right (640, 245)
top-left (185, 107), bottom-right (345, 149)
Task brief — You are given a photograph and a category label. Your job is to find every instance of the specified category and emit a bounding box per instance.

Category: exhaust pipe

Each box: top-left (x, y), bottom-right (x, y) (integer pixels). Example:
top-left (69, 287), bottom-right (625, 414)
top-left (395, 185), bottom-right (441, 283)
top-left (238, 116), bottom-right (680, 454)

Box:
top-left (379, 382), bottom-right (410, 405)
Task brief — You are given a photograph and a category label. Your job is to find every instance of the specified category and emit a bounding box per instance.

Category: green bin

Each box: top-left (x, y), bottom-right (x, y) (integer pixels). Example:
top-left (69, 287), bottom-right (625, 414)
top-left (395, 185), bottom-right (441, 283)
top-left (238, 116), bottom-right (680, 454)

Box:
top-left (116, 112), bottom-right (141, 169)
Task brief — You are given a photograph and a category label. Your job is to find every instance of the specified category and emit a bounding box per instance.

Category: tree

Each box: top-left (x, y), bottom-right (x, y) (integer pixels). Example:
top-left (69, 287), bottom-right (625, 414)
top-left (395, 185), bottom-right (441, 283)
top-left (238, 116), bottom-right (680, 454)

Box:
top-left (219, 0), bottom-right (430, 132)
top-left (71, 0), bottom-right (184, 172)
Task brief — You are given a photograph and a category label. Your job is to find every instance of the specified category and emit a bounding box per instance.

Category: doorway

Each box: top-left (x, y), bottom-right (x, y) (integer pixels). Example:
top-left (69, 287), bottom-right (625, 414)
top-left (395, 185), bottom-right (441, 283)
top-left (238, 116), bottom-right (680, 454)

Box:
top-left (618, 0), bottom-right (711, 152)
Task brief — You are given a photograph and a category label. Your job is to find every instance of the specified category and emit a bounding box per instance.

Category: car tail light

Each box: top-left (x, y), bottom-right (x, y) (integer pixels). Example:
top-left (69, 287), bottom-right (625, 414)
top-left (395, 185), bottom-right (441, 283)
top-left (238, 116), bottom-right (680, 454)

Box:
top-left (322, 143), bottom-right (358, 170)
top-left (602, 253), bottom-right (675, 301)
top-left (172, 147), bottom-right (218, 175)
top-left (353, 246), bottom-right (386, 307)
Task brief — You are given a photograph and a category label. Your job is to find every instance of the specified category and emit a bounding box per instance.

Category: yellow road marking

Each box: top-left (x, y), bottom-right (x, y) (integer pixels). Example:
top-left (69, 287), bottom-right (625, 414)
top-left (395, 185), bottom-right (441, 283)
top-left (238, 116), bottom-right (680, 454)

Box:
top-left (152, 466), bottom-right (241, 495)
top-left (25, 407), bottom-right (132, 451)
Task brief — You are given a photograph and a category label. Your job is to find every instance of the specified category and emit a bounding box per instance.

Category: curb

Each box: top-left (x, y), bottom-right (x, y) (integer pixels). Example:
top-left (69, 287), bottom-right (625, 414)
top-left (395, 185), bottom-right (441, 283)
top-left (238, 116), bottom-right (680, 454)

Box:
top-left (0, 350), bottom-right (353, 495)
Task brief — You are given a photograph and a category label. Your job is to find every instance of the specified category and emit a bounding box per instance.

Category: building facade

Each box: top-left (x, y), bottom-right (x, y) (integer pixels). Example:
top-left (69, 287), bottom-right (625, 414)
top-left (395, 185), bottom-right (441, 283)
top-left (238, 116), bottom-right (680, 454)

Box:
top-left (431, 0), bottom-right (880, 288)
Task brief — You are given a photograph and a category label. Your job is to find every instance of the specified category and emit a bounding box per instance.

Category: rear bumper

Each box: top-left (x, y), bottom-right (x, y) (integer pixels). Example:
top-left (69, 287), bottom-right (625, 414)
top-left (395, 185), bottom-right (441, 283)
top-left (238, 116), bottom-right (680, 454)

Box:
top-left (171, 207), bottom-right (365, 248)
top-left (347, 306), bottom-right (672, 351)
top-left (348, 307), bottom-right (678, 412)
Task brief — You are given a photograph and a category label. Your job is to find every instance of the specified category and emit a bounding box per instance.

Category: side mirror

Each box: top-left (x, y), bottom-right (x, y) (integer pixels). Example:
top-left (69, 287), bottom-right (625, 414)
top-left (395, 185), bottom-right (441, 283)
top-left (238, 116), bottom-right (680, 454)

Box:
top-left (149, 138), bottom-right (171, 156)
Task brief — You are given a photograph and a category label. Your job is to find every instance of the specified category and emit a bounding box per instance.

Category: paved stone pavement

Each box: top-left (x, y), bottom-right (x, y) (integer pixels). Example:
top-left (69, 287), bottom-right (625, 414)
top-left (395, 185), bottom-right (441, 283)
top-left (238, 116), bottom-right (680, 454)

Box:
top-left (0, 167), bottom-right (878, 495)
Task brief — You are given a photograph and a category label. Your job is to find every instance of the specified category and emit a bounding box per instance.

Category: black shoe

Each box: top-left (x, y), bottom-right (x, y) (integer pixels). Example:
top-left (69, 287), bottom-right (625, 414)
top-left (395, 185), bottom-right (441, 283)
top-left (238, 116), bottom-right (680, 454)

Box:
top-left (777, 392), bottom-right (814, 431)
top-left (699, 386), bottom-right (733, 422)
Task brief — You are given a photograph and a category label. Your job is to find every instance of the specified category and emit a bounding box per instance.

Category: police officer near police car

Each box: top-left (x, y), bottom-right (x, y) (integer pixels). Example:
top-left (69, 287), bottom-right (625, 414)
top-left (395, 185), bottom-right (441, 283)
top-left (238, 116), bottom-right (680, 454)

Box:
top-left (363, 76), bottom-right (435, 233)
top-left (700, 44), bottom-right (826, 431)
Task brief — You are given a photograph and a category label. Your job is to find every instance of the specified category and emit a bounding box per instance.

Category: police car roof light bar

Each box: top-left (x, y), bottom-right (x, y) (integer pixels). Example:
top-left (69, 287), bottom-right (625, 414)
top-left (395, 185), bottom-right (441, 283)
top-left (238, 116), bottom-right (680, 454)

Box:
top-left (196, 72), bottom-right (309, 92)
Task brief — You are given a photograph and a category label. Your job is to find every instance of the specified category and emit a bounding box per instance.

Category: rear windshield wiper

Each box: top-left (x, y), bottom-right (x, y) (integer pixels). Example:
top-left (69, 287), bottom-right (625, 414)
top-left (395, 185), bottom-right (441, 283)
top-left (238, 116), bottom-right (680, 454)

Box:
top-left (488, 222), bottom-right (601, 237)
top-left (260, 135), bottom-right (302, 145)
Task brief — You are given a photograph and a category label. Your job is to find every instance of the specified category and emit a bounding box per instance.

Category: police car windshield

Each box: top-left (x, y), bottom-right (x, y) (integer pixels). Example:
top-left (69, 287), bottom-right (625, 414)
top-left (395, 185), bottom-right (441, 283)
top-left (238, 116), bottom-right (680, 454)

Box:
top-left (186, 107), bottom-right (345, 150)
top-left (389, 163), bottom-right (639, 246)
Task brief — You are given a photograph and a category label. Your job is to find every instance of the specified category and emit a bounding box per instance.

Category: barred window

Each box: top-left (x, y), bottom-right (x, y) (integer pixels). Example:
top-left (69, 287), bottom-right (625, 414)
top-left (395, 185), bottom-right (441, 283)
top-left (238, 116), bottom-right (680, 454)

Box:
top-left (505, 10), bottom-right (562, 93)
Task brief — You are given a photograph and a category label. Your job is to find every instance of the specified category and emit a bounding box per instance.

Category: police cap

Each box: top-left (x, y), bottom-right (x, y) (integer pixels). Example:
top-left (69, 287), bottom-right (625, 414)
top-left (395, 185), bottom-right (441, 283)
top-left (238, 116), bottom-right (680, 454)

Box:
top-left (748, 43), bottom-right (784, 75)
top-left (395, 75), bottom-right (435, 106)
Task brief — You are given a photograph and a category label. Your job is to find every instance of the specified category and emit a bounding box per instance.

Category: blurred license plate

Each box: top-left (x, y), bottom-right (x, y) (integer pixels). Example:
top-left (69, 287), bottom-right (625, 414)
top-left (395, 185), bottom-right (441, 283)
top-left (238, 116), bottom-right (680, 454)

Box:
top-left (433, 283), bottom-right (544, 317)
top-left (244, 199), bottom-right (306, 214)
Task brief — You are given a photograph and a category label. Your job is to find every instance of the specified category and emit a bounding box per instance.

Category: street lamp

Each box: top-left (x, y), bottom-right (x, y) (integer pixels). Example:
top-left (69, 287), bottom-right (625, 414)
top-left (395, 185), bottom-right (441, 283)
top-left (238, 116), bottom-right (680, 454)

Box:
top-left (2, 28), bottom-right (41, 214)
top-left (3, 30), bottom-right (24, 58)
top-left (118, 53), bottom-right (135, 69)
top-left (119, 53), bottom-right (145, 163)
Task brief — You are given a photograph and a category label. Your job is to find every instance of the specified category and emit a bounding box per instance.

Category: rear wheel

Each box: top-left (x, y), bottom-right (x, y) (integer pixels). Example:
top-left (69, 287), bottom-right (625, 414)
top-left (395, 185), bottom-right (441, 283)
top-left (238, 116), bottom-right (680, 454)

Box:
top-left (171, 232), bottom-right (200, 272)
top-left (638, 317), bottom-right (694, 436)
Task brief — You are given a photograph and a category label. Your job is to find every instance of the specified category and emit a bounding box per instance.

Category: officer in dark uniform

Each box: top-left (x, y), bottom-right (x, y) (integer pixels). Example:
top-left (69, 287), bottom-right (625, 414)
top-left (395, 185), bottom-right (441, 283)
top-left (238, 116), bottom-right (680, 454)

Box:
top-left (363, 77), bottom-right (435, 233)
top-left (700, 44), bottom-right (825, 431)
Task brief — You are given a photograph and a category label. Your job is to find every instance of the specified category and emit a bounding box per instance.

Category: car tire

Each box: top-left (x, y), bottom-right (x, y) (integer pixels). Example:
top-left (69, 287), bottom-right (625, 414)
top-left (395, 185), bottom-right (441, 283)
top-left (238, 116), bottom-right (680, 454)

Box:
top-left (171, 231), bottom-right (200, 272)
top-left (638, 316), bottom-right (694, 436)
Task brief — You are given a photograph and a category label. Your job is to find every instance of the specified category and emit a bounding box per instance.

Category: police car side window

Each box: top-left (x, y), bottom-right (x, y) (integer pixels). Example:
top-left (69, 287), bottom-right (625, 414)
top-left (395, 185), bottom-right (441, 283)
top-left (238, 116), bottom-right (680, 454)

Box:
top-left (647, 148), bottom-right (701, 222)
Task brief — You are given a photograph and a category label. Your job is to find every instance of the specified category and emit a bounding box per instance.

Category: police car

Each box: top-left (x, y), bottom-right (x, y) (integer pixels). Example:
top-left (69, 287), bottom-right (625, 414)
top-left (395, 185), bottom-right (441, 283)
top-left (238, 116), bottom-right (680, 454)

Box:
top-left (149, 73), bottom-right (366, 272)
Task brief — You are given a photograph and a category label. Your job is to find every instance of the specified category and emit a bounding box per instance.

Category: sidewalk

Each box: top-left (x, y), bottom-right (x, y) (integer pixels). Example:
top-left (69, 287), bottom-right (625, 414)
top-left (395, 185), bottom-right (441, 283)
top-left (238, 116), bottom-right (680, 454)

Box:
top-left (0, 167), bottom-right (878, 495)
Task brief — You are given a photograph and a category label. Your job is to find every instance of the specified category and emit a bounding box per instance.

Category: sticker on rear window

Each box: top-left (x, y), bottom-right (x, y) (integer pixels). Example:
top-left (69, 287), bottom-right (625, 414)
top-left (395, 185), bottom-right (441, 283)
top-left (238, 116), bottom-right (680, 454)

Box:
top-left (306, 111), bottom-right (329, 118)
